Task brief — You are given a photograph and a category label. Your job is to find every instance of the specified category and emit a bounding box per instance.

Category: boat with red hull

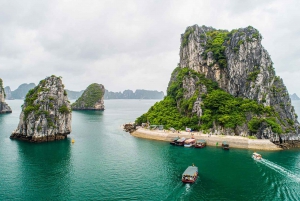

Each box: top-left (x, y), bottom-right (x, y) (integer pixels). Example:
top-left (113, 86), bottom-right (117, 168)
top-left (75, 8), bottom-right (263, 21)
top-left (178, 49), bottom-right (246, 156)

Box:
top-left (182, 165), bottom-right (198, 183)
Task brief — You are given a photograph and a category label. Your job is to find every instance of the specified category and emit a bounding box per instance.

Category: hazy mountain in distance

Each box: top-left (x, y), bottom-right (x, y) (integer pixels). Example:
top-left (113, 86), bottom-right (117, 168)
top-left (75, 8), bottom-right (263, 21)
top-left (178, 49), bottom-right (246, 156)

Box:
top-left (290, 93), bottom-right (300, 100)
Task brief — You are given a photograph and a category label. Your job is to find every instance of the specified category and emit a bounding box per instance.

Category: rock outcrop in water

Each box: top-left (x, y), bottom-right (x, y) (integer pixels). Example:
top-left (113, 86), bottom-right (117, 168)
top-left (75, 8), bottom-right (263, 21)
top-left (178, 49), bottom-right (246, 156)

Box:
top-left (11, 75), bottom-right (71, 142)
top-left (72, 83), bottom-right (105, 110)
top-left (136, 25), bottom-right (300, 146)
top-left (0, 78), bottom-right (12, 113)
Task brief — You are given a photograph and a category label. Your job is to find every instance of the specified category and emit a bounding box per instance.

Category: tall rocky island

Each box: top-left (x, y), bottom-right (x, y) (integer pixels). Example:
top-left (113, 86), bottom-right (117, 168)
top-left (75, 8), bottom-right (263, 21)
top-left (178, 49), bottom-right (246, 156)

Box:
top-left (72, 83), bottom-right (105, 110)
top-left (11, 75), bottom-right (71, 142)
top-left (136, 25), bottom-right (299, 143)
top-left (0, 78), bottom-right (12, 113)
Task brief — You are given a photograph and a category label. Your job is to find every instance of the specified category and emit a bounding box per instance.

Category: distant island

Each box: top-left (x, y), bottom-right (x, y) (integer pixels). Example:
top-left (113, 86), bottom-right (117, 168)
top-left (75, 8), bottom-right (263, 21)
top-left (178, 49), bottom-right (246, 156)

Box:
top-left (104, 89), bottom-right (164, 99)
top-left (72, 83), bottom-right (105, 110)
top-left (5, 83), bottom-right (164, 100)
top-left (290, 93), bottom-right (300, 100)
top-left (5, 83), bottom-right (36, 100)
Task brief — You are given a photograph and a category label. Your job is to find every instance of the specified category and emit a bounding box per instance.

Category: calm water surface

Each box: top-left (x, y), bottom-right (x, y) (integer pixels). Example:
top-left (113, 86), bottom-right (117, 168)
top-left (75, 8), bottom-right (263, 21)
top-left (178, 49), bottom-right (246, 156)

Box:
top-left (0, 99), bottom-right (300, 200)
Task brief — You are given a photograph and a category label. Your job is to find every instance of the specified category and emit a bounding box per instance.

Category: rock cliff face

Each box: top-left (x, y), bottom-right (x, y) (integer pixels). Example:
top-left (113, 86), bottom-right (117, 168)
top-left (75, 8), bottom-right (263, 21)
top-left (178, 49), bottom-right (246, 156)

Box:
top-left (0, 79), bottom-right (12, 113)
top-left (136, 25), bottom-right (299, 144)
top-left (72, 83), bottom-right (105, 110)
top-left (11, 75), bottom-right (71, 142)
top-left (178, 25), bottom-right (298, 139)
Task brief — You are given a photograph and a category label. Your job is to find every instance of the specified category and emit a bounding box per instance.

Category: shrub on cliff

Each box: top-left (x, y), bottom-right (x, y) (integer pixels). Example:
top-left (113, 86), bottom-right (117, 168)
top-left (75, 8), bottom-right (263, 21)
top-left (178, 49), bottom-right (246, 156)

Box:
top-left (136, 67), bottom-right (283, 133)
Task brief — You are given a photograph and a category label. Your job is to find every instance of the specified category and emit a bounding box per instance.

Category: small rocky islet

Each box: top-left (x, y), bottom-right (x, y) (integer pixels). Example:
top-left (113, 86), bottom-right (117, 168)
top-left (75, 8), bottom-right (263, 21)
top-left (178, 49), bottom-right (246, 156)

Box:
top-left (0, 78), bottom-right (12, 114)
top-left (135, 25), bottom-right (300, 148)
top-left (71, 83), bottom-right (105, 111)
top-left (10, 75), bottom-right (72, 142)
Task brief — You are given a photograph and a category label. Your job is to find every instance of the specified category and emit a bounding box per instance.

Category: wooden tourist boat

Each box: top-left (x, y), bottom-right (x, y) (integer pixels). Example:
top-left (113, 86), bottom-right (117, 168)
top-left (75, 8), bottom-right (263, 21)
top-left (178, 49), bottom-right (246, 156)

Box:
top-left (252, 152), bottom-right (262, 160)
top-left (184, 138), bottom-right (196, 147)
top-left (222, 141), bottom-right (229, 150)
top-left (182, 165), bottom-right (198, 183)
top-left (195, 140), bottom-right (206, 148)
top-left (175, 137), bottom-right (186, 146)
top-left (170, 137), bottom-right (180, 145)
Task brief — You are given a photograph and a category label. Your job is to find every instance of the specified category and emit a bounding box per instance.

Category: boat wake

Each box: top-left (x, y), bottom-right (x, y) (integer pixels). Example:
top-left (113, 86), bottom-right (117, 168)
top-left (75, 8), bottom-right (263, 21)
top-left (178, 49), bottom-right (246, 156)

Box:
top-left (259, 159), bottom-right (300, 183)
top-left (164, 182), bottom-right (194, 201)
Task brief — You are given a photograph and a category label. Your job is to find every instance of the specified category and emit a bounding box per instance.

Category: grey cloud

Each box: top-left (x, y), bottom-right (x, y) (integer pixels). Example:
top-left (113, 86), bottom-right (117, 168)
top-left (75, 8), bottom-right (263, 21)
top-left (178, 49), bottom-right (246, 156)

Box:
top-left (0, 0), bottom-right (299, 95)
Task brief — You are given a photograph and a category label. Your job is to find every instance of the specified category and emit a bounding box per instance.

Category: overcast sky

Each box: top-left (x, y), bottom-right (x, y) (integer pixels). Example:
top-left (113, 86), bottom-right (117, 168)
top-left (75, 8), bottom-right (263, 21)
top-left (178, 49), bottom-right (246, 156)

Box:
top-left (0, 0), bottom-right (299, 94)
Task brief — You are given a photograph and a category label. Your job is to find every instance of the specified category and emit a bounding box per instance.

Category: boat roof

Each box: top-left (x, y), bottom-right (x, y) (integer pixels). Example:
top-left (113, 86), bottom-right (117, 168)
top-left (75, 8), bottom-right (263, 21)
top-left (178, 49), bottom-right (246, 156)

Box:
top-left (185, 139), bottom-right (195, 143)
top-left (177, 137), bottom-right (186, 142)
top-left (173, 137), bottom-right (180, 140)
top-left (196, 140), bottom-right (206, 143)
top-left (253, 152), bottom-right (261, 156)
top-left (222, 141), bottom-right (229, 145)
top-left (182, 166), bottom-right (198, 176)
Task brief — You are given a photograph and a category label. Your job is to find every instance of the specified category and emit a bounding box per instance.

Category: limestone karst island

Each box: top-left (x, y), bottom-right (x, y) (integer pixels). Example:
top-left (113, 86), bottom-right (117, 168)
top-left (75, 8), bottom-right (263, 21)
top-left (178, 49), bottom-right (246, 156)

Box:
top-left (129, 25), bottom-right (300, 150)
top-left (71, 83), bottom-right (105, 110)
top-left (10, 75), bottom-right (72, 142)
top-left (0, 78), bottom-right (12, 114)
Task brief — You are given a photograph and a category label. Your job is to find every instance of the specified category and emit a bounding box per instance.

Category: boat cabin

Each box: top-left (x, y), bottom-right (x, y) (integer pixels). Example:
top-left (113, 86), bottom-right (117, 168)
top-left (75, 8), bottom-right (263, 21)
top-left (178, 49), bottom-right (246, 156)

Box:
top-left (184, 139), bottom-right (196, 147)
top-left (195, 140), bottom-right (206, 148)
top-left (222, 141), bottom-right (229, 150)
top-left (175, 137), bottom-right (186, 146)
top-left (252, 152), bottom-right (262, 160)
top-left (170, 137), bottom-right (180, 145)
top-left (182, 166), bottom-right (198, 183)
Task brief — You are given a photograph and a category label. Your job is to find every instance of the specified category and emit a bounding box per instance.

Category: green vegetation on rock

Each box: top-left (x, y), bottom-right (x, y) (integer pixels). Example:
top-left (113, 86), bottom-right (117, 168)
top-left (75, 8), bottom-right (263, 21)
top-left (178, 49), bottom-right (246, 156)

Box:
top-left (23, 75), bottom-right (68, 127)
top-left (72, 83), bottom-right (104, 109)
top-left (181, 27), bottom-right (194, 47)
top-left (202, 30), bottom-right (230, 68)
top-left (136, 67), bottom-right (284, 134)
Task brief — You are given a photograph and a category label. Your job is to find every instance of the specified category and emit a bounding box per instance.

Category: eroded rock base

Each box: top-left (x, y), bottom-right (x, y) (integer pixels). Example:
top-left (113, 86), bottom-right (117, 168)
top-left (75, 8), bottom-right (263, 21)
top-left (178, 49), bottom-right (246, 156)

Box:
top-left (10, 133), bottom-right (70, 143)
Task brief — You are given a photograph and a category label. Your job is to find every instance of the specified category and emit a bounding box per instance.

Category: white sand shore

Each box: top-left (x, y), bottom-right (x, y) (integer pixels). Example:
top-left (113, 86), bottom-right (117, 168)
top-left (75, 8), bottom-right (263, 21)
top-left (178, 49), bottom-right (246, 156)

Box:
top-left (131, 128), bottom-right (282, 151)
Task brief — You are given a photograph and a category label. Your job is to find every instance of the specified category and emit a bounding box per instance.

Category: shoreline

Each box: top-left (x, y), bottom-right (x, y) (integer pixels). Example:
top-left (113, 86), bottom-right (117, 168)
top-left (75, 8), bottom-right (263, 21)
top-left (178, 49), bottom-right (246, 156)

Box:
top-left (131, 128), bottom-right (282, 151)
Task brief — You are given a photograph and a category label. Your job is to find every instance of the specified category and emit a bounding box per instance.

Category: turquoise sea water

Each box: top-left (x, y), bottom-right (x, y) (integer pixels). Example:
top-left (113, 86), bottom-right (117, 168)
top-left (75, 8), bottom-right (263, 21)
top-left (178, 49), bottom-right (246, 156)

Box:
top-left (0, 99), bottom-right (300, 201)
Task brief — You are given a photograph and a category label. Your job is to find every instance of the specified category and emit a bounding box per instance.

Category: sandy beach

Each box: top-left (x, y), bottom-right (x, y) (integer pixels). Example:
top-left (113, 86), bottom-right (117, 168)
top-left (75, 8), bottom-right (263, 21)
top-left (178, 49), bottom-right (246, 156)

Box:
top-left (131, 128), bottom-right (282, 151)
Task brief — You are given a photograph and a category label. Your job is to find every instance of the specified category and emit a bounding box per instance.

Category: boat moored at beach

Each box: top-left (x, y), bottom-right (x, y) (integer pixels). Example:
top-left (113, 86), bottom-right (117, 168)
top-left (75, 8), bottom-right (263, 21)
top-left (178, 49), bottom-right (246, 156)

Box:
top-left (182, 165), bottom-right (198, 183)
top-left (170, 137), bottom-right (180, 145)
top-left (222, 141), bottom-right (229, 150)
top-left (195, 140), bottom-right (206, 148)
top-left (184, 139), bottom-right (196, 147)
top-left (175, 137), bottom-right (186, 146)
top-left (252, 152), bottom-right (262, 160)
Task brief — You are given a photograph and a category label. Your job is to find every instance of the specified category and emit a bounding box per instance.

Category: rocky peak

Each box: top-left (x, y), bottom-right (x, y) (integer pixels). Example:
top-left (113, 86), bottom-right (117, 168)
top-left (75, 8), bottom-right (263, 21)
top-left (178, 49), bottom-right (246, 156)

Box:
top-left (11, 75), bottom-right (71, 142)
top-left (178, 25), bottom-right (298, 135)
top-left (0, 78), bottom-right (12, 113)
top-left (136, 25), bottom-right (299, 142)
top-left (72, 83), bottom-right (105, 110)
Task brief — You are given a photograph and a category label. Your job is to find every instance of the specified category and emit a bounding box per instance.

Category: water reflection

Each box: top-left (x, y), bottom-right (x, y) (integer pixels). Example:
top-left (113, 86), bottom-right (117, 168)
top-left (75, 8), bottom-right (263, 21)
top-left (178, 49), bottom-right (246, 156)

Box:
top-left (15, 140), bottom-right (73, 200)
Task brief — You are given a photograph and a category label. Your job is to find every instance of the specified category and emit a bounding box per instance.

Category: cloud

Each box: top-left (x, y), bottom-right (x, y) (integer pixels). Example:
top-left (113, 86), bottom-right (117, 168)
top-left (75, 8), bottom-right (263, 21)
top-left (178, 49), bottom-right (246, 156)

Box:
top-left (0, 0), bottom-right (299, 95)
